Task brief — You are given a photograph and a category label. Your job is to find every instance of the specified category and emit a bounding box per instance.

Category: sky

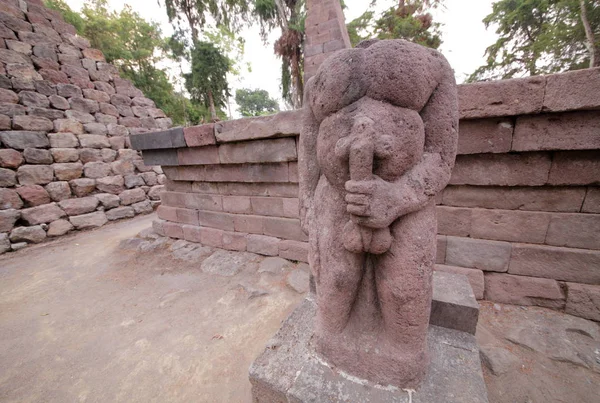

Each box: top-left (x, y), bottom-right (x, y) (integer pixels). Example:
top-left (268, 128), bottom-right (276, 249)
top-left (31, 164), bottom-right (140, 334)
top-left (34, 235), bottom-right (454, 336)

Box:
top-left (63, 0), bottom-right (498, 115)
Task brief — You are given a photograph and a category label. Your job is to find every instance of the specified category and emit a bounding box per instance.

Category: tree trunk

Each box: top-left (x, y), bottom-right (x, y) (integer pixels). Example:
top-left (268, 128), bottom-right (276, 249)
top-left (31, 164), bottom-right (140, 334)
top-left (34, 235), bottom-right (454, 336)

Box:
top-left (580, 0), bottom-right (598, 67)
top-left (208, 89), bottom-right (218, 122)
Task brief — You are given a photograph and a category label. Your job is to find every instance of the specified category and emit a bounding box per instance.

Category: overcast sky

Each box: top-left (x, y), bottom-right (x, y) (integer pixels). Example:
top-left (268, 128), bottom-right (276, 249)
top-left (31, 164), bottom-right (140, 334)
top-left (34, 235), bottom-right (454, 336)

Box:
top-left (63, 0), bottom-right (498, 115)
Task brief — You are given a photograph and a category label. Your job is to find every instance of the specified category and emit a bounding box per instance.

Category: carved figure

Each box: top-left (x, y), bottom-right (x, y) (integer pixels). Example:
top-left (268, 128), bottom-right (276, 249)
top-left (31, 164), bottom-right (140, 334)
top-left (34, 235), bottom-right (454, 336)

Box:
top-left (299, 39), bottom-right (458, 388)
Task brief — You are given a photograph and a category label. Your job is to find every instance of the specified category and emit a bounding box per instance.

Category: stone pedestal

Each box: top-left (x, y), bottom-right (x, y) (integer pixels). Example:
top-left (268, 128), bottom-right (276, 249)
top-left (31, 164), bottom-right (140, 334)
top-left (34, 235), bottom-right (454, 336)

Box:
top-left (250, 273), bottom-right (488, 403)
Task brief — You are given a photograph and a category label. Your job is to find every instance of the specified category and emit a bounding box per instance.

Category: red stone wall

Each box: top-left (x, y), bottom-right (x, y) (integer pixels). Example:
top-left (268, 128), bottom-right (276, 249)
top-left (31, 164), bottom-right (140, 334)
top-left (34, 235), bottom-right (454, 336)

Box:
top-left (0, 0), bottom-right (169, 253)
top-left (138, 68), bottom-right (600, 322)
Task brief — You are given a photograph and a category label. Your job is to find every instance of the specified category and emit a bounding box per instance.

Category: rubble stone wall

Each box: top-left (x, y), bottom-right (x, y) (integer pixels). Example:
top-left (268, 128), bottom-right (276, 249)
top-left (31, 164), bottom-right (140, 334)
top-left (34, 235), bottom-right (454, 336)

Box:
top-left (0, 0), bottom-right (169, 253)
top-left (136, 68), bottom-right (600, 322)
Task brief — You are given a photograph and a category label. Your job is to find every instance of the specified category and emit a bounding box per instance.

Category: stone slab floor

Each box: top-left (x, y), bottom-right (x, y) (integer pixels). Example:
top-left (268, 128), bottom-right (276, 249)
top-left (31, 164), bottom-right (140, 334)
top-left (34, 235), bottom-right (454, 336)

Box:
top-left (0, 213), bottom-right (599, 403)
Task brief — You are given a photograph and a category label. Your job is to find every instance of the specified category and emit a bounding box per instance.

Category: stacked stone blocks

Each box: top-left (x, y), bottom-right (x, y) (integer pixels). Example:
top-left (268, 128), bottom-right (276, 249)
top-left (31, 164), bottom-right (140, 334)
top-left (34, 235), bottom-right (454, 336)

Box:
top-left (0, 0), bottom-right (169, 253)
top-left (135, 68), bottom-right (600, 323)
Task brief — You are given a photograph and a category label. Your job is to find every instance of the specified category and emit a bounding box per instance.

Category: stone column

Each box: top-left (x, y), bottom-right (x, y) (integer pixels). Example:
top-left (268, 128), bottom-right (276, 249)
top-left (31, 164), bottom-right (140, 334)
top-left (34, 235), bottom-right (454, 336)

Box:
top-left (304, 0), bottom-right (352, 82)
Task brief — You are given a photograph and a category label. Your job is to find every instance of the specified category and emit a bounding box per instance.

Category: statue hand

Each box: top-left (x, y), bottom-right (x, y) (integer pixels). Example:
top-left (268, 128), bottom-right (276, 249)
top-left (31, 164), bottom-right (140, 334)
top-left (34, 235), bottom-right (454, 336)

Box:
top-left (345, 176), bottom-right (404, 229)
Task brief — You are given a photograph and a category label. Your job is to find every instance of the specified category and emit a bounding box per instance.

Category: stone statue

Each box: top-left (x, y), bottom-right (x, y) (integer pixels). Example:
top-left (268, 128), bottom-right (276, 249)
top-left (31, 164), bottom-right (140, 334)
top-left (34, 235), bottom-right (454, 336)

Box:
top-left (299, 39), bottom-right (458, 388)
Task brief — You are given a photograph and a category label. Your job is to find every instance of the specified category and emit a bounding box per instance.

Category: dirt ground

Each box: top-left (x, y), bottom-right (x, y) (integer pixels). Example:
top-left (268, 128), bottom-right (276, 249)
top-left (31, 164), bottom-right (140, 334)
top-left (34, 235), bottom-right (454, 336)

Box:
top-left (0, 213), bottom-right (599, 403)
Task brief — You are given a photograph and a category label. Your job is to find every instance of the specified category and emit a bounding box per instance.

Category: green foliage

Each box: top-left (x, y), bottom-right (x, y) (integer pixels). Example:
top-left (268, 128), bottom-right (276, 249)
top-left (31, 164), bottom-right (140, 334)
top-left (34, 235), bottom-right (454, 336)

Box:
top-left (185, 41), bottom-right (231, 110)
top-left (469, 0), bottom-right (600, 81)
top-left (235, 88), bottom-right (280, 116)
top-left (252, 0), bottom-right (305, 108)
top-left (347, 0), bottom-right (444, 49)
top-left (45, 0), bottom-right (210, 125)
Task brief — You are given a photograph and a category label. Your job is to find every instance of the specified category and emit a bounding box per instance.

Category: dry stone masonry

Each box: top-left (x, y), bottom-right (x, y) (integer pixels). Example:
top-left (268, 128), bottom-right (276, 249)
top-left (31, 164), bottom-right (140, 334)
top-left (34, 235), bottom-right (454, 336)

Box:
top-left (0, 0), bottom-right (169, 253)
top-left (134, 67), bottom-right (600, 324)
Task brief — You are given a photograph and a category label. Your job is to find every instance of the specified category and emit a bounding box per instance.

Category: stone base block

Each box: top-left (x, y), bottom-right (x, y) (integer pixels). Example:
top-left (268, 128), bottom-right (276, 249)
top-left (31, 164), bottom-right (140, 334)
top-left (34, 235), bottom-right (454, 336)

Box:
top-left (250, 298), bottom-right (488, 403)
top-left (431, 271), bottom-right (480, 334)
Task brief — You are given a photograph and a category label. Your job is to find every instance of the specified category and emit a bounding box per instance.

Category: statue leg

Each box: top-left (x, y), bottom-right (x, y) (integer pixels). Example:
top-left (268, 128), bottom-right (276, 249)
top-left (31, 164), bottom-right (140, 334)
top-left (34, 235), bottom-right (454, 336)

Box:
top-left (311, 176), bottom-right (364, 335)
top-left (374, 200), bottom-right (437, 387)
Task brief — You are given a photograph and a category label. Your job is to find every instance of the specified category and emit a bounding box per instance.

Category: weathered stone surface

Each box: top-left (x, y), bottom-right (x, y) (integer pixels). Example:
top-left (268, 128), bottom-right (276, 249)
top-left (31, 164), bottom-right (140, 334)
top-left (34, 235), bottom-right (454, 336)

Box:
top-left (450, 153), bottom-right (552, 186)
top-left (509, 243), bottom-right (600, 284)
top-left (582, 187), bottom-right (600, 213)
top-left (545, 213), bottom-right (600, 250)
top-left (119, 188), bottom-right (146, 205)
top-left (436, 205), bottom-right (471, 237)
top-left (1, 130), bottom-right (49, 149)
top-left (94, 193), bottom-right (120, 209)
top-left (431, 271), bottom-right (479, 335)
top-left (470, 208), bottom-right (551, 244)
top-left (79, 134), bottom-right (109, 148)
top-left (47, 218), bottom-right (73, 236)
top-left (16, 184), bottom-right (50, 206)
top-left (53, 162), bottom-right (82, 181)
top-left (0, 208), bottom-right (20, 232)
top-left (250, 299), bottom-right (489, 403)
top-left (201, 249), bottom-right (257, 276)
top-left (28, 107), bottom-right (64, 120)
top-left (83, 122), bottom-right (107, 135)
top-left (485, 273), bottom-right (565, 309)
top-left (246, 234), bottom-right (279, 256)
top-left (48, 132), bottom-right (78, 148)
top-left (147, 185), bottom-right (164, 201)
top-left (548, 151), bottom-right (600, 186)
top-left (132, 200), bottom-right (153, 214)
top-left (219, 137), bottom-right (297, 164)
top-left (9, 225), bottom-right (46, 243)
top-left (69, 177), bottom-right (95, 197)
top-left (105, 206), bottom-right (135, 221)
top-left (504, 310), bottom-right (599, 370)
top-left (58, 196), bottom-right (98, 216)
top-left (286, 268), bottom-right (310, 294)
top-left (442, 185), bottom-right (586, 212)
top-left (0, 232), bottom-right (9, 254)
top-left (23, 147), bottom-right (52, 164)
top-left (278, 239), bottom-right (308, 262)
top-left (50, 147), bottom-right (78, 163)
top-left (83, 161), bottom-right (110, 179)
top-left (565, 282), bottom-right (600, 322)
top-left (513, 111), bottom-right (600, 152)
top-left (215, 110), bottom-right (302, 142)
top-left (95, 175), bottom-right (124, 194)
top-left (124, 174), bottom-right (144, 189)
top-left (0, 188), bottom-right (23, 210)
top-left (12, 115), bottom-right (52, 132)
top-left (45, 181), bottom-right (71, 201)
top-left (183, 124), bottom-right (215, 147)
top-left (457, 118), bottom-right (513, 155)
top-left (20, 202), bottom-right (65, 225)
top-left (0, 167), bottom-right (17, 186)
top-left (65, 109), bottom-right (95, 123)
top-left (69, 211), bottom-right (108, 229)
top-left (110, 159), bottom-right (134, 176)
top-left (543, 67), bottom-right (600, 112)
top-left (446, 236), bottom-right (511, 272)
top-left (176, 146), bottom-right (219, 166)
top-left (435, 264), bottom-right (484, 300)
top-left (479, 345), bottom-right (520, 376)
top-left (0, 148), bottom-right (23, 168)
top-left (458, 76), bottom-right (545, 119)
top-left (17, 164), bottom-right (53, 185)
top-left (0, 88), bottom-right (18, 103)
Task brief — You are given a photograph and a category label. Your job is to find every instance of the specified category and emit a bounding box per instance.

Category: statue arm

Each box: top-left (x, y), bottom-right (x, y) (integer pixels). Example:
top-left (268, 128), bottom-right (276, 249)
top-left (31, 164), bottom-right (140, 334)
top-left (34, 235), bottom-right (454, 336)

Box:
top-left (298, 81), bottom-right (320, 234)
top-left (393, 66), bottom-right (459, 216)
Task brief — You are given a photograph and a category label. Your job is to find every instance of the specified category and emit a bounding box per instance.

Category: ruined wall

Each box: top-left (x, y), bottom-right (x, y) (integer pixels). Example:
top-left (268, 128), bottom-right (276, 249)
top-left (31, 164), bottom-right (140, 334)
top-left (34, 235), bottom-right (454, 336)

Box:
top-left (0, 0), bottom-right (169, 253)
top-left (134, 68), bottom-right (600, 322)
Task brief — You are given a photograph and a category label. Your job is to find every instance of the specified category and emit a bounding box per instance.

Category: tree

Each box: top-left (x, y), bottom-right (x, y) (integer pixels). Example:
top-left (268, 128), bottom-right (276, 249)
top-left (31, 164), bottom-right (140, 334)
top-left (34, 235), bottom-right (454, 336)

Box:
top-left (253, 0), bottom-right (305, 109)
top-left (45, 0), bottom-right (208, 125)
top-left (161, 1), bottom-right (248, 121)
top-left (469, 0), bottom-right (600, 82)
top-left (185, 41), bottom-right (231, 121)
top-left (235, 88), bottom-right (280, 116)
top-left (347, 1), bottom-right (444, 49)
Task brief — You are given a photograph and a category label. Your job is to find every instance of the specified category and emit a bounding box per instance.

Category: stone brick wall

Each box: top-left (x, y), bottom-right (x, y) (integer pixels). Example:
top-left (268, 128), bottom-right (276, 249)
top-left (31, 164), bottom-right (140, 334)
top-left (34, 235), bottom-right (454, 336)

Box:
top-left (304, 0), bottom-right (351, 82)
top-left (135, 67), bottom-right (600, 322)
top-left (0, 0), bottom-right (169, 253)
